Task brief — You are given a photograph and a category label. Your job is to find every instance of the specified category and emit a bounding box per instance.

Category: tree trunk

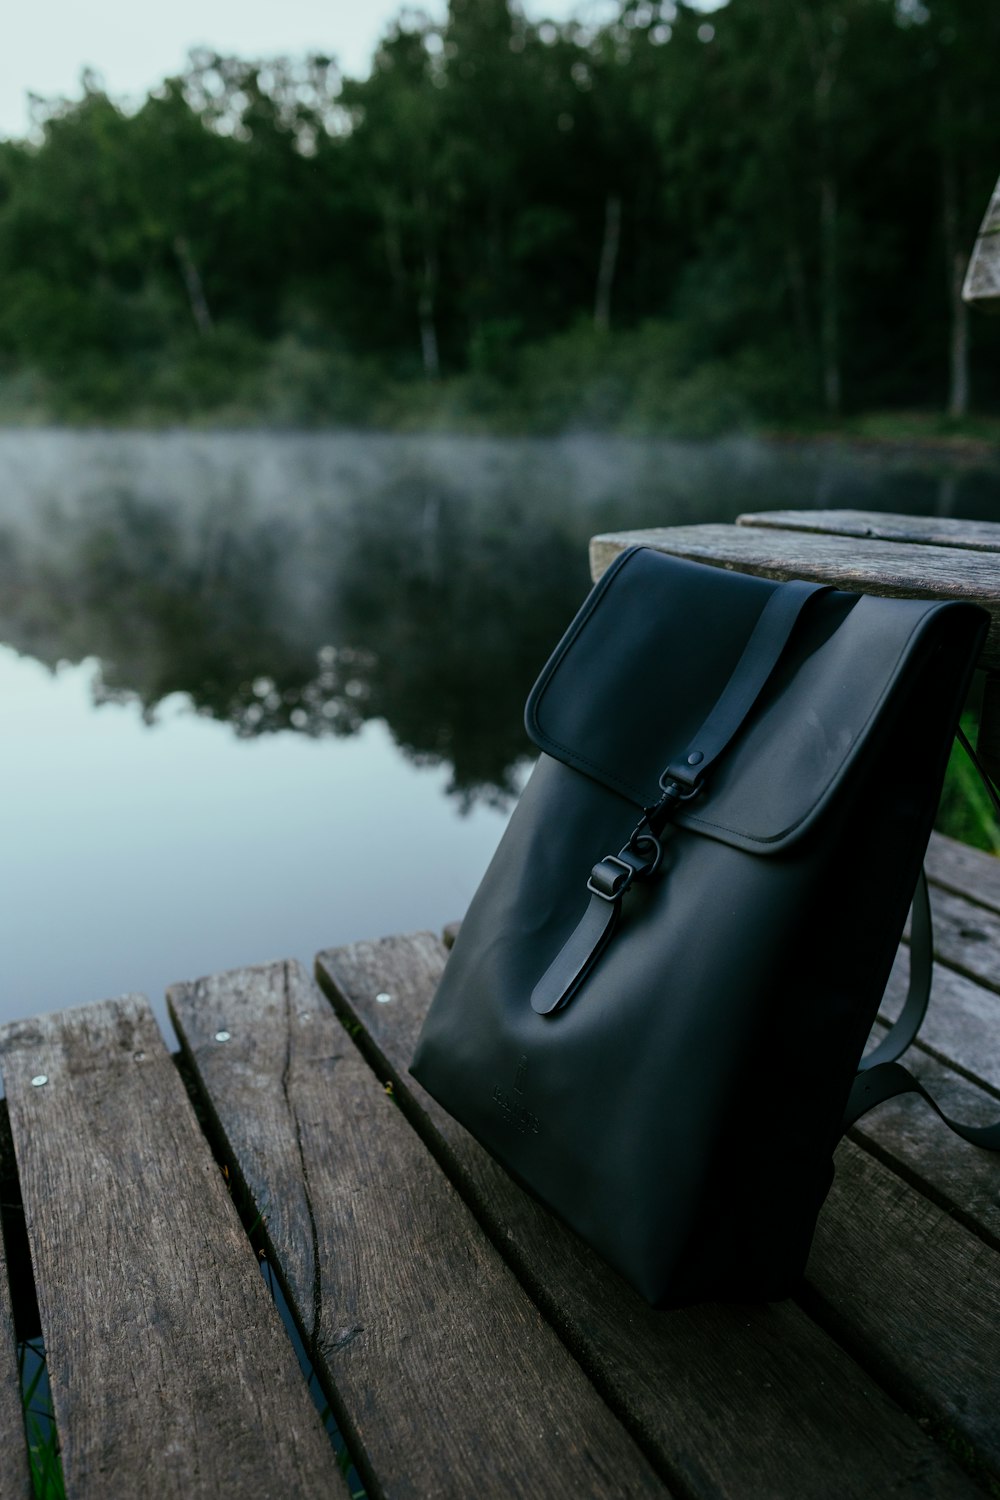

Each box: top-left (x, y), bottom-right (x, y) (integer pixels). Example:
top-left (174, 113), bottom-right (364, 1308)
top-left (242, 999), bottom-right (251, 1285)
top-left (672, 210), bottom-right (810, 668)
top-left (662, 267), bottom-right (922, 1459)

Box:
top-left (381, 206), bottom-right (407, 305)
top-left (594, 194), bottom-right (622, 333)
top-left (942, 135), bottom-right (970, 417)
top-left (172, 236), bottom-right (213, 335)
top-left (800, 11), bottom-right (843, 417)
top-left (819, 173), bottom-right (840, 416)
top-left (948, 250), bottom-right (970, 418)
top-left (937, 471), bottom-right (960, 517)
top-left (784, 237), bottom-right (810, 359)
top-left (418, 285), bottom-right (440, 379)
top-left (416, 191), bottom-right (441, 379)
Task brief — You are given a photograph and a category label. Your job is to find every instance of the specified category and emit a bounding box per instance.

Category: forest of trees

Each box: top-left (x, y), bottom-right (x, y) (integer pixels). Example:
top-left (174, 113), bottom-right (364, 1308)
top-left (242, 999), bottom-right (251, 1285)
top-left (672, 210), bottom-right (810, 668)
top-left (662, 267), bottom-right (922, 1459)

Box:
top-left (0, 0), bottom-right (997, 433)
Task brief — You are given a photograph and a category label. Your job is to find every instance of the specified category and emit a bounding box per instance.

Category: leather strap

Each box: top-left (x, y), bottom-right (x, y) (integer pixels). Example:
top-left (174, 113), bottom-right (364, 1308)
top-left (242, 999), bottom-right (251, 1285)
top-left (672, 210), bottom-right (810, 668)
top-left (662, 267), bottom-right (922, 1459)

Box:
top-left (858, 866), bottom-right (932, 1071)
top-left (530, 892), bottom-right (621, 1016)
top-left (843, 731), bottom-right (1000, 1149)
top-left (844, 1060), bottom-right (1000, 1148)
top-left (664, 579), bottom-right (830, 791)
top-left (532, 576), bottom-right (828, 1016)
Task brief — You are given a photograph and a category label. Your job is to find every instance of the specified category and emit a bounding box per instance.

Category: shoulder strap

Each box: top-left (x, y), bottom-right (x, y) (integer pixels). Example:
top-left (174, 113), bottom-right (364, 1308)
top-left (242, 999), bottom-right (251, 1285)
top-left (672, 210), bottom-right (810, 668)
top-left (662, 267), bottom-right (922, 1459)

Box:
top-left (843, 727), bottom-right (1000, 1149)
top-left (858, 864), bottom-right (933, 1073)
top-left (844, 1059), bottom-right (1000, 1148)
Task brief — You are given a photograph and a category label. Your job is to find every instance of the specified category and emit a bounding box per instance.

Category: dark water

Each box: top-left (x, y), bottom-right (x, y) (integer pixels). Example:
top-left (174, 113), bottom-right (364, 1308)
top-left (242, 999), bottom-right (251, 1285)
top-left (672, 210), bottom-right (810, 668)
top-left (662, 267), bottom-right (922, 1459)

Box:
top-left (1, 427), bottom-right (998, 1039)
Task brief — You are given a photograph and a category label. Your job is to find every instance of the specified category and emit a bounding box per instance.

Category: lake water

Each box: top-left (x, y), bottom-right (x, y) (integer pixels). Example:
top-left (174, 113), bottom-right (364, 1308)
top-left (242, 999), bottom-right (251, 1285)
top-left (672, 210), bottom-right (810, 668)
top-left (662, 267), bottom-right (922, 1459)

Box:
top-left (2, 427), bottom-right (999, 1042)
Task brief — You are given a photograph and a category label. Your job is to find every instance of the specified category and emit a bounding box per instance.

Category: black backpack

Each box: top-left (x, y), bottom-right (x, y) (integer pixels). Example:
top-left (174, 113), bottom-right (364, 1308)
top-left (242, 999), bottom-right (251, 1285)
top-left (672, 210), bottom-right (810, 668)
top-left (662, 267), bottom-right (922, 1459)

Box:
top-left (411, 546), bottom-right (1000, 1305)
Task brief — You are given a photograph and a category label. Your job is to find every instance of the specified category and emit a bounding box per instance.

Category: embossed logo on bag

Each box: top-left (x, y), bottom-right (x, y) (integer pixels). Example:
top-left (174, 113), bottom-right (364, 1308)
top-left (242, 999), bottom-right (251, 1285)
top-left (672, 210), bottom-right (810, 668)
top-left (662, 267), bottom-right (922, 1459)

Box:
top-left (493, 1052), bottom-right (540, 1135)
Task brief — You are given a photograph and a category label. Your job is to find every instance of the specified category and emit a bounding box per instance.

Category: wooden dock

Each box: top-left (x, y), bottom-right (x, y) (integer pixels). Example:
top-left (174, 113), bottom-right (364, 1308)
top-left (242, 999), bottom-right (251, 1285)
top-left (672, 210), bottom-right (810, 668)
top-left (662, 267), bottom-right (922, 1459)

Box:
top-left (0, 826), bottom-right (996, 1497)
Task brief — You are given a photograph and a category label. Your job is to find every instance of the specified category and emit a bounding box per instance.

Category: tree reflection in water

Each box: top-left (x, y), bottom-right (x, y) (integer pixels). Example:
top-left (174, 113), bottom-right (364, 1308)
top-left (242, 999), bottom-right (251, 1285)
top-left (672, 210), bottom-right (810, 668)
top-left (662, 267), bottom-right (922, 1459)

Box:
top-left (0, 430), bottom-right (997, 810)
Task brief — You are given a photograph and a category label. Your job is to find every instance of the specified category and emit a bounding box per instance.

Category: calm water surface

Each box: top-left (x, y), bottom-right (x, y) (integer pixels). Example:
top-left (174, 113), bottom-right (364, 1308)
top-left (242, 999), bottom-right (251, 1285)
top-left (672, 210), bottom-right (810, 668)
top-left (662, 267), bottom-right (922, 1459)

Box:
top-left (1, 427), bottom-right (999, 1040)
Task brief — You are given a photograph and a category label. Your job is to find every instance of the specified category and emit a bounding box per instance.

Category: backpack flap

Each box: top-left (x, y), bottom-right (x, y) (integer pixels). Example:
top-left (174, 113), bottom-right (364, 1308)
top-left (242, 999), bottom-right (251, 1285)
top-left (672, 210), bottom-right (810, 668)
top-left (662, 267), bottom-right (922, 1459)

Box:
top-left (525, 544), bottom-right (984, 853)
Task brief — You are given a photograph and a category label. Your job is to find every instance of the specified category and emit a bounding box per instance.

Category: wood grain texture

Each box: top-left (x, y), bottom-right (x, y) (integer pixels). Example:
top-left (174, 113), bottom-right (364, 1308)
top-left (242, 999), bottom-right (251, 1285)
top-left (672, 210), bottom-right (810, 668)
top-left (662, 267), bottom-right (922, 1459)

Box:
top-left (963, 175), bottom-right (1000, 307)
top-left (588, 525), bottom-right (1000, 668)
top-left (925, 885), bottom-right (1000, 1004)
top-left (857, 1016), bottom-right (1000, 1251)
top-left (843, 914), bottom-right (1000, 1254)
top-left (315, 932), bottom-right (980, 1500)
top-left (807, 1139), bottom-right (1000, 1476)
top-left (881, 930), bottom-right (1000, 1094)
top-left (169, 959), bottom-right (667, 1500)
top-left (736, 510), bottom-right (1000, 552)
top-left (0, 1211), bottom-right (32, 1499)
top-left (0, 996), bottom-right (339, 1500)
top-left (926, 831), bottom-right (1000, 917)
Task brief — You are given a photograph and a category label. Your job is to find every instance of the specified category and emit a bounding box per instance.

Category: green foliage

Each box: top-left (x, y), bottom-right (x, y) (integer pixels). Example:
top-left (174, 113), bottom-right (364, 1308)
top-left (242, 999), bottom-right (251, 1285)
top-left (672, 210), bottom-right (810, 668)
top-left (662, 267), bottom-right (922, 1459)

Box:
top-left (19, 1339), bottom-right (65, 1500)
top-left (333, 319), bottom-right (813, 437)
top-left (936, 714), bottom-right (1000, 854)
top-left (0, 0), bottom-right (999, 428)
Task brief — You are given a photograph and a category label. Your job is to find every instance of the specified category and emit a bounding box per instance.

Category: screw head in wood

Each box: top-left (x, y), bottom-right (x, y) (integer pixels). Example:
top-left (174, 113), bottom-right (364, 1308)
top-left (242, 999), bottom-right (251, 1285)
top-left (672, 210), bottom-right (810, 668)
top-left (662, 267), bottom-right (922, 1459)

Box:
top-left (31, 1075), bottom-right (48, 1087)
top-left (375, 992), bottom-right (393, 1004)
top-left (214, 1031), bottom-right (231, 1043)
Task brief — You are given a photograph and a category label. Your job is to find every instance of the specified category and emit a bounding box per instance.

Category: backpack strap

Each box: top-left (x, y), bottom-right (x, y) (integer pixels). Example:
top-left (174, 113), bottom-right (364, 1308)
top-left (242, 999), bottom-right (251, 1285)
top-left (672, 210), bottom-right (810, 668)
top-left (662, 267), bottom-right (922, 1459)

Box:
top-left (858, 864), bottom-right (933, 1072)
top-left (532, 577), bottom-right (829, 1016)
top-left (843, 727), bottom-right (1000, 1149)
top-left (844, 1059), bottom-right (1000, 1148)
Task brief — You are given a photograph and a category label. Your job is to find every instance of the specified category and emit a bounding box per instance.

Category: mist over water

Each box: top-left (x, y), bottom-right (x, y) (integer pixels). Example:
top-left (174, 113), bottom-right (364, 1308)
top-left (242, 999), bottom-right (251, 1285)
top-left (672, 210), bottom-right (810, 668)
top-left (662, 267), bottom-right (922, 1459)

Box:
top-left (1, 427), bottom-right (998, 1038)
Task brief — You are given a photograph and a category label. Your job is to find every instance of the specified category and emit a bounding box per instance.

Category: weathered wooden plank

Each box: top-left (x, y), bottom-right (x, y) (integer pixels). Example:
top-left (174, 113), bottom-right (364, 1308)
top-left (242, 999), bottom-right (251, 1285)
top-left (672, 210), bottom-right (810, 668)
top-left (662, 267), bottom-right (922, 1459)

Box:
top-left (806, 1141), bottom-right (1000, 1477)
top-left (963, 175), bottom-right (1000, 308)
top-left (842, 898), bottom-right (1000, 1244)
top-left (0, 1207), bottom-right (32, 1500)
top-left (924, 885), bottom-right (1000, 1005)
top-left (0, 997), bottom-right (340, 1500)
top-left (926, 831), bottom-right (1000, 918)
top-left (737, 510), bottom-right (1000, 553)
top-left (848, 833), bottom-right (1000, 1237)
top-left (856, 1015), bottom-right (1000, 1252)
top-left (169, 960), bottom-right (668, 1500)
top-left (316, 932), bottom-right (982, 1500)
top-left (588, 525), bottom-right (1000, 669)
top-left (884, 930), bottom-right (1000, 1092)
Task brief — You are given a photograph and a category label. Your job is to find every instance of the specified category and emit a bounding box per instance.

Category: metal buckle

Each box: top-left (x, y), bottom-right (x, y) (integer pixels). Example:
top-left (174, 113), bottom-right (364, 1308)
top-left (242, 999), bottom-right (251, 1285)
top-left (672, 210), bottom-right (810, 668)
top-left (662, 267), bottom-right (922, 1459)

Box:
top-left (626, 831), bottom-right (663, 878)
top-left (657, 771), bottom-right (703, 802)
top-left (587, 855), bottom-right (637, 902)
top-left (587, 833), bottom-right (663, 902)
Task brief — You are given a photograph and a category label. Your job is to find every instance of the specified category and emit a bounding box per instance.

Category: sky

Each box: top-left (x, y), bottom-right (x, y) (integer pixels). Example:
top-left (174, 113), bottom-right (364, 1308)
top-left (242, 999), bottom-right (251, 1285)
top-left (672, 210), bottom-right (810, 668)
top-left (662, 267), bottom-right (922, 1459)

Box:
top-left (0, 0), bottom-right (623, 142)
